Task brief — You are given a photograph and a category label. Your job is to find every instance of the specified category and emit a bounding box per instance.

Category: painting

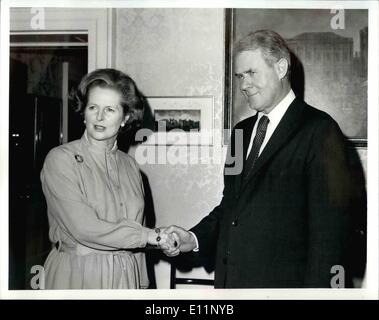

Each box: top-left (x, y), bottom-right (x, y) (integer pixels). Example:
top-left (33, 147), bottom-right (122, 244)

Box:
top-left (154, 109), bottom-right (201, 132)
top-left (144, 96), bottom-right (214, 145)
top-left (224, 8), bottom-right (368, 147)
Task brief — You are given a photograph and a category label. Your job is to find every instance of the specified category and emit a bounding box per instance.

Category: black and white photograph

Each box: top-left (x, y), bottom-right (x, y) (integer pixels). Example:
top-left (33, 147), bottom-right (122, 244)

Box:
top-left (0, 0), bottom-right (378, 302)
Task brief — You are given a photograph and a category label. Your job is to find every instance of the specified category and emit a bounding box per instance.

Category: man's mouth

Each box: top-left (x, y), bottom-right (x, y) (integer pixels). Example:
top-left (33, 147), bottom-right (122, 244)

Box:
top-left (94, 125), bottom-right (106, 132)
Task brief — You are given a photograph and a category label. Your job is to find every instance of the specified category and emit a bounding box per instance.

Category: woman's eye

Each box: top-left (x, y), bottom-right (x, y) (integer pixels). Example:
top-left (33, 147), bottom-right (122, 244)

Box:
top-left (106, 107), bottom-right (115, 113)
top-left (87, 105), bottom-right (96, 110)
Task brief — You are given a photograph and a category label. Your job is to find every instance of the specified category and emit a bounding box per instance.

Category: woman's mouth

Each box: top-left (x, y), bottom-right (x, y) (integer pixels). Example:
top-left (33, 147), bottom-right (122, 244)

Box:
top-left (94, 125), bottom-right (106, 132)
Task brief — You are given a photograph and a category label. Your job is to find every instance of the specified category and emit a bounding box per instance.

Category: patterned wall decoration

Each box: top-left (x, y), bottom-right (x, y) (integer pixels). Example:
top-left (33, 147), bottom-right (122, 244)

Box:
top-left (116, 8), bottom-right (225, 220)
top-left (115, 8), bottom-right (225, 287)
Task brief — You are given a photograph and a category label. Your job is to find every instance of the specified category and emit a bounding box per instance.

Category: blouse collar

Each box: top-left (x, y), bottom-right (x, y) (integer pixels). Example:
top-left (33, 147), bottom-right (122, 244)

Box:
top-left (82, 130), bottom-right (118, 154)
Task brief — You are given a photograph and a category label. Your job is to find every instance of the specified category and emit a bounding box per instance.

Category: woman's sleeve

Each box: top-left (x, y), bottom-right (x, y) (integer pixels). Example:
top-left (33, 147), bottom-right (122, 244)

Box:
top-left (41, 147), bottom-right (150, 251)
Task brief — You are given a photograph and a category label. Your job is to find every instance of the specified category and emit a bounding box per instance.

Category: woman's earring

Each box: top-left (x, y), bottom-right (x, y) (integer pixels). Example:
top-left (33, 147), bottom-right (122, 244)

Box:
top-left (121, 122), bottom-right (125, 127)
top-left (83, 120), bottom-right (86, 124)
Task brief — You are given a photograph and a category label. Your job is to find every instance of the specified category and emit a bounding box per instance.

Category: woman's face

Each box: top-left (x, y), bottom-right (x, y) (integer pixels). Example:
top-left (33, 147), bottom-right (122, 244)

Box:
top-left (84, 86), bottom-right (129, 144)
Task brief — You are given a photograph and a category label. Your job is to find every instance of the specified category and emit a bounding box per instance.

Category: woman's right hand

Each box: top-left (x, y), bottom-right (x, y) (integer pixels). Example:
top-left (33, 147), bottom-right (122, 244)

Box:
top-left (147, 227), bottom-right (178, 251)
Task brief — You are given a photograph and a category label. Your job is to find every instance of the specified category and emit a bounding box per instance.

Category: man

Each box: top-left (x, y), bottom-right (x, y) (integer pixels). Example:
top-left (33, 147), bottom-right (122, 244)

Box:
top-left (165, 30), bottom-right (360, 288)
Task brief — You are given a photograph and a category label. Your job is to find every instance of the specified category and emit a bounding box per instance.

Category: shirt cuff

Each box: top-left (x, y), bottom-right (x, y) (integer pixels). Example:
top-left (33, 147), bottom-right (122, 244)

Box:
top-left (188, 231), bottom-right (199, 252)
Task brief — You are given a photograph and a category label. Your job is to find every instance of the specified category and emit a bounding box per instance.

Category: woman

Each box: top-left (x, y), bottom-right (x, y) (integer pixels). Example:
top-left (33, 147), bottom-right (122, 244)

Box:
top-left (40, 68), bottom-right (174, 289)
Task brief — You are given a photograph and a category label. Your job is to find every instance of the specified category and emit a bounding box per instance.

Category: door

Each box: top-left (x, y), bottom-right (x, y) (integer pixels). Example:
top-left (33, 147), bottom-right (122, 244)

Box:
top-left (9, 94), bottom-right (62, 289)
top-left (9, 41), bottom-right (87, 289)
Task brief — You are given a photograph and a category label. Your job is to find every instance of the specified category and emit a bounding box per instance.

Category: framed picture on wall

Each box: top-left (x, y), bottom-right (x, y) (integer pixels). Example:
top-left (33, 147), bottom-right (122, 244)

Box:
top-left (143, 96), bottom-right (214, 145)
top-left (224, 8), bottom-right (368, 147)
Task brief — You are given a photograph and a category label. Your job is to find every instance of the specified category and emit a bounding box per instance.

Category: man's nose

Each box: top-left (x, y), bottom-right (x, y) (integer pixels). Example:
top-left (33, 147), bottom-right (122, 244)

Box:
top-left (240, 76), bottom-right (251, 91)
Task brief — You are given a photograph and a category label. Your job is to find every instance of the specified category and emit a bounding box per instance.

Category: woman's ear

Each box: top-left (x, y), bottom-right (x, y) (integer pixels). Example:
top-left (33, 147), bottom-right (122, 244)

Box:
top-left (121, 114), bottom-right (130, 127)
top-left (275, 58), bottom-right (289, 80)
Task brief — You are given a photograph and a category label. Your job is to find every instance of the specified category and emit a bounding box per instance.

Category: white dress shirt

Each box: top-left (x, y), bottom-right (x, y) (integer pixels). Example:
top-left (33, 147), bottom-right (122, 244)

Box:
top-left (246, 89), bottom-right (296, 159)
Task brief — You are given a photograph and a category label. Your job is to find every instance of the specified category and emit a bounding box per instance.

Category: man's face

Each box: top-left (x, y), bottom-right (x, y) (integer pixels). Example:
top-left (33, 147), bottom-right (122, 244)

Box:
top-left (235, 49), bottom-right (283, 114)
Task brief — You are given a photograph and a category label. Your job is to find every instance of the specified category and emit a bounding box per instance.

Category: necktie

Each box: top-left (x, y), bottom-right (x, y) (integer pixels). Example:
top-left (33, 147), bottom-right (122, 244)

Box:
top-left (242, 115), bottom-right (270, 180)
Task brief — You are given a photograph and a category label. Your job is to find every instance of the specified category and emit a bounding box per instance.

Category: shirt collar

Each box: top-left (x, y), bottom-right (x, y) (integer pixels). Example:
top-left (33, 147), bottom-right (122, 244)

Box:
top-left (259, 89), bottom-right (296, 126)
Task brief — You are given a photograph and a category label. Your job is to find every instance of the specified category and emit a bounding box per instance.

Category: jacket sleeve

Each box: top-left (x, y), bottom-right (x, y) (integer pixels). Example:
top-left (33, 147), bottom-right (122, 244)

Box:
top-left (41, 147), bottom-right (150, 251)
top-left (304, 118), bottom-right (354, 287)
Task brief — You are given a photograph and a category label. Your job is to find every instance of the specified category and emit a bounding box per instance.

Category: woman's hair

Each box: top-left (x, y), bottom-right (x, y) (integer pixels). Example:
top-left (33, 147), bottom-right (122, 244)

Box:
top-left (74, 68), bottom-right (144, 132)
top-left (234, 30), bottom-right (291, 70)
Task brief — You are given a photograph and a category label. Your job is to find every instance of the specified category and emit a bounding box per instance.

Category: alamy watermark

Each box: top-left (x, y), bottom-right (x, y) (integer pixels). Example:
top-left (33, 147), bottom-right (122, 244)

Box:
top-left (30, 265), bottom-right (45, 289)
top-left (330, 9), bottom-right (345, 30)
top-left (30, 8), bottom-right (45, 30)
top-left (134, 127), bottom-right (244, 176)
top-left (330, 265), bottom-right (345, 288)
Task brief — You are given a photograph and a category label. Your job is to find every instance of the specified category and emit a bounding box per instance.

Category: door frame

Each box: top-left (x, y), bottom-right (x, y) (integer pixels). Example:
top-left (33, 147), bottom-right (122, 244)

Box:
top-left (9, 7), bottom-right (114, 144)
top-left (10, 7), bottom-right (114, 70)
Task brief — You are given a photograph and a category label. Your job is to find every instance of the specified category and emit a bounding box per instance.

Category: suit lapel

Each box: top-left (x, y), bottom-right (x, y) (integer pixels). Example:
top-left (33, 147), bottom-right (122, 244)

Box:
top-left (242, 114), bottom-right (258, 160)
top-left (234, 114), bottom-right (258, 192)
top-left (240, 98), bottom-right (305, 189)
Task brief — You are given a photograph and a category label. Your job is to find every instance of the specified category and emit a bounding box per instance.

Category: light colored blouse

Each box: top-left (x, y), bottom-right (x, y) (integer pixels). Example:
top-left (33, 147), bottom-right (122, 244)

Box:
top-left (40, 132), bottom-right (150, 289)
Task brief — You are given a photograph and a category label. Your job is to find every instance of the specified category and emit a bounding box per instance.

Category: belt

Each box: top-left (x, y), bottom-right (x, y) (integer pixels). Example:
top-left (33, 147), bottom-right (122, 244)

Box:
top-left (54, 241), bottom-right (143, 286)
top-left (54, 241), bottom-right (140, 256)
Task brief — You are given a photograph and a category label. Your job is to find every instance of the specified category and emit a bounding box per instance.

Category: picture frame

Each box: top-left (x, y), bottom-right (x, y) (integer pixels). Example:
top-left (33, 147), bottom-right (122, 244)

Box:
top-left (143, 96), bottom-right (214, 145)
top-left (224, 8), bottom-right (368, 147)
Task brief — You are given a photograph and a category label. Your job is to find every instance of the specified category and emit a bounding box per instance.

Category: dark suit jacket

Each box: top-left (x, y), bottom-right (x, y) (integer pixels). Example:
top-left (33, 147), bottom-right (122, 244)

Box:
top-left (191, 98), bottom-right (362, 288)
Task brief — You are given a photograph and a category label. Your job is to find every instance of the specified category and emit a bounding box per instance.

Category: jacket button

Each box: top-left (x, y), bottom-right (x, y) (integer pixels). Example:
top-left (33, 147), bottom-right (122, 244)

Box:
top-left (222, 257), bottom-right (228, 264)
top-left (232, 219), bottom-right (238, 226)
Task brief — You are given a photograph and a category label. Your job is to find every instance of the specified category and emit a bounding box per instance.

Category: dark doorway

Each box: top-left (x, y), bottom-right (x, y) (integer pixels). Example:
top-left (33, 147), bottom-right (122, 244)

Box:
top-left (9, 38), bottom-right (87, 289)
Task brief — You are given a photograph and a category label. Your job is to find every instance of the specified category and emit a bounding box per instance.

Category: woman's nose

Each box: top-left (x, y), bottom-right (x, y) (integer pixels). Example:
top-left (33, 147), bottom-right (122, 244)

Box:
top-left (96, 110), bottom-right (104, 121)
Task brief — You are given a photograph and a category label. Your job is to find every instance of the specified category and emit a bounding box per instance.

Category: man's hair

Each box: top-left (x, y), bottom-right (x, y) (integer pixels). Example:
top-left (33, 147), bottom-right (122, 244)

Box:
top-left (235, 30), bottom-right (291, 69)
top-left (74, 68), bottom-right (144, 132)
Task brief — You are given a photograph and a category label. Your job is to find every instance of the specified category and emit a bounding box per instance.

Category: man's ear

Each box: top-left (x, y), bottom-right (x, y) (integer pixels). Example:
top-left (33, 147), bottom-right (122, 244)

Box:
top-left (275, 58), bottom-right (289, 80)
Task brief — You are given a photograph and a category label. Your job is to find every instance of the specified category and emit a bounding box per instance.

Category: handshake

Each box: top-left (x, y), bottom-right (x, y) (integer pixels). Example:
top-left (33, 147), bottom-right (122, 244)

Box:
top-left (147, 225), bottom-right (198, 257)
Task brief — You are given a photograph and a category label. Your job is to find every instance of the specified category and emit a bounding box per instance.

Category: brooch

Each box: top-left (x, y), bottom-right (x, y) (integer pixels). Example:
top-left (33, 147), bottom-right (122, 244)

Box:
top-left (74, 154), bottom-right (84, 163)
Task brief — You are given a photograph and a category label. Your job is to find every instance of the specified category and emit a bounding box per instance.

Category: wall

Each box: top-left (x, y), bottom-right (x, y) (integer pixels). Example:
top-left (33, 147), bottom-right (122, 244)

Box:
top-left (115, 8), bottom-right (225, 288)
